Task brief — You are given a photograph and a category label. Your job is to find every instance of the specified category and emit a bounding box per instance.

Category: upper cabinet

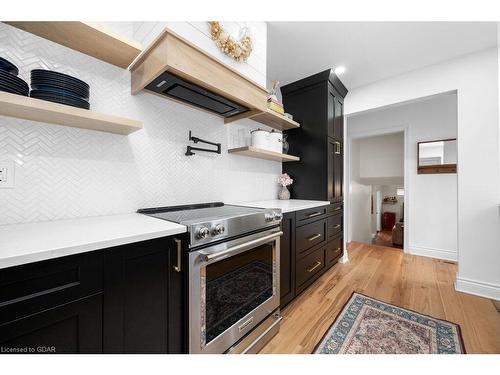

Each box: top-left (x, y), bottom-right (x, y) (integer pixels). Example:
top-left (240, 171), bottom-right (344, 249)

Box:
top-left (328, 91), bottom-right (344, 142)
top-left (281, 69), bottom-right (347, 202)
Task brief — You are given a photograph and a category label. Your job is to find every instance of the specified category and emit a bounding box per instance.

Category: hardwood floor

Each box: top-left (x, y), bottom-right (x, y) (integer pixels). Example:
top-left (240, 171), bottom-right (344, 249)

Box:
top-left (260, 241), bottom-right (500, 354)
top-left (372, 230), bottom-right (401, 249)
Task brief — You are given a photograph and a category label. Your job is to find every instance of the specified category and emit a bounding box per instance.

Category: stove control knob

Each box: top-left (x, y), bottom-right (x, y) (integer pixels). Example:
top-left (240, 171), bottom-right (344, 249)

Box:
top-left (213, 224), bottom-right (225, 235)
top-left (265, 213), bottom-right (274, 222)
top-left (273, 211), bottom-right (283, 221)
top-left (196, 226), bottom-right (210, 240)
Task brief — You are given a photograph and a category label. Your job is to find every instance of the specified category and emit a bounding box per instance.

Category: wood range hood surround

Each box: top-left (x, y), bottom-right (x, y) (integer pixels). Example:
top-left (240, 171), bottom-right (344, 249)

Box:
top-left (129, 28), bottom-right (269, 121)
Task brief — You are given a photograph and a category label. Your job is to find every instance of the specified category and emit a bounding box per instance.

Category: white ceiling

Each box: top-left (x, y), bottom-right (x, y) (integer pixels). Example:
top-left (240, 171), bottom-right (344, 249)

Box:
top-left (267, 22), bottom-right (498, 90)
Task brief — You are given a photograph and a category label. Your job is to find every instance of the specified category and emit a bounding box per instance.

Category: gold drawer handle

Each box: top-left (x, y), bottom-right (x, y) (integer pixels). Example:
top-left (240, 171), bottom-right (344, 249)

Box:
top-left (307, 233), bottom-right (322, 241)
top-left (174, 239), bottom-right (182, 272)
top-left (307, 261), bottom-right (322, 273)
top-left (332, 207), bottom-right (341, 211)
top-left (335, 141), bottom-right (341, 155)
top-left (307, 212), bottom-right (322, 218)
top-left (333, 224), bottom-right (341, 229)
top-left (335, 247), bottom-right (341, 251)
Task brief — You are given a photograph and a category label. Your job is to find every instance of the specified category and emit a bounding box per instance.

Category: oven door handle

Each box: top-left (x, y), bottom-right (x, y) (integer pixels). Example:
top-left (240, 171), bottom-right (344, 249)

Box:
top-left (200, 231), bottom-right (283, 262)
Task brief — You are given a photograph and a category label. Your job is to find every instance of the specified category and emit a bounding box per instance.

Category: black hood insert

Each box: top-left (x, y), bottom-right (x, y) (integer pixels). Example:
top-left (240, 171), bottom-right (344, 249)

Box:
top-left (145, 71), bottom-right (249, 118)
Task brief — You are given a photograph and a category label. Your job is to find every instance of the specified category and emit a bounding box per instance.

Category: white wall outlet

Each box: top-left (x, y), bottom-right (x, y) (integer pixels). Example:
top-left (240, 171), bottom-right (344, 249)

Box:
top-left (0, 161), bottom-right (15, 188)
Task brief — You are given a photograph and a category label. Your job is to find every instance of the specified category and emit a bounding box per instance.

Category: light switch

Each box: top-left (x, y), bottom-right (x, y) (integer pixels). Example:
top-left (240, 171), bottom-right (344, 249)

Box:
top-left (0, 161), bottom-right (15, 188)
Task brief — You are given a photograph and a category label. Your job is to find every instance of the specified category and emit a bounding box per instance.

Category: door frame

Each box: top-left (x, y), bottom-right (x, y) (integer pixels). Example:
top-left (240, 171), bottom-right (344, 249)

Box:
top-left (343, 123), bottom-right (411, 261)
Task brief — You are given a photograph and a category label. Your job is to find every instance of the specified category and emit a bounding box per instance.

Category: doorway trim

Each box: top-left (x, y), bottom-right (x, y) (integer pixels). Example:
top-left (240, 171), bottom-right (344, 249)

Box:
top-left (343, 123), bottom-right (411, 261)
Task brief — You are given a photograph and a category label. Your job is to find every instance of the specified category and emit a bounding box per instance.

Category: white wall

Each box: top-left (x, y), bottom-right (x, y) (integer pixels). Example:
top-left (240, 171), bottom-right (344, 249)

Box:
top-left (359, 133), bottom-right (404, 180)
top-left (348, 139), bottom-right (373, 244)
top-left (0, 22), bottom-right (279, 225)
top-left (348, 93), bottom-right (458, 261)
top-left (345, 47), bottom-right (500, 300)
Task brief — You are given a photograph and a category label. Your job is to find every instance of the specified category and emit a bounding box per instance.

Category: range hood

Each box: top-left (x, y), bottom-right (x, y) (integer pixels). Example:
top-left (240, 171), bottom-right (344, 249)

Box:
top-left (129, 28), bottom-right (268, 120)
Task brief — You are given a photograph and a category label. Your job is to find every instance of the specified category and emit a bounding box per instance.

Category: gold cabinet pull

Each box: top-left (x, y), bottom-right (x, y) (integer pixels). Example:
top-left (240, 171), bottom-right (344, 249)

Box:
top-left (307, 233), bottom-right (322, 242)
top-left (332, 207), bottom-right (341, 211)
top-left (333, 224), bottom-right (341, 229)
top-left (174, 238), bottom-right (182, 272)
top-left (307, 212), bottom-right (322, 218)
top-left (335, 141), bottom-right (341, 155)
top-left (307, 261), bottom-right (322, 273)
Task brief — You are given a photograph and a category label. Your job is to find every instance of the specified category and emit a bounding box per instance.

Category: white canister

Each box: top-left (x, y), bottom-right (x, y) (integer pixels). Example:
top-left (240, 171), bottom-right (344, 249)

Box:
top-left (250, 129), bottom-right (270, 150)
top-left (268, 130), bottom-right (283, 153)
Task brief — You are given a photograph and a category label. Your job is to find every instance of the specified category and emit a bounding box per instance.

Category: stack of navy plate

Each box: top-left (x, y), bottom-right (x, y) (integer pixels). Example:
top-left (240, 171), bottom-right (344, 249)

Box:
top-left (30, 69), bottom-right (90, 110)
top-left (0, 57), bottom-right (29, 96)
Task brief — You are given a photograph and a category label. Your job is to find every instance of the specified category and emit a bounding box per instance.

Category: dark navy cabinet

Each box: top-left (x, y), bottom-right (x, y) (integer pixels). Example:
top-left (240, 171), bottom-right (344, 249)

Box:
top-left (0, 235), bottom-right (187, 354)
top-left (278, 70), bottom-right (347, 308)
top-left (279, 205), bottom-right (344, 309)
top-left (281, 69), bottom-right (347, 204)
top-left (103, 236), bottom-right (186, 353)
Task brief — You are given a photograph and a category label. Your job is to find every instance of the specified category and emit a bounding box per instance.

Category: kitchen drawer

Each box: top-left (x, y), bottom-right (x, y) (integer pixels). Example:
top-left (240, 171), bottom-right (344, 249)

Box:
top-left (327, 203), bottom-right (343, 216)
top-left (0, 293), bottom-right (103, 353)
top-left (0, 251), bottom-right (103, 324)
top-left (296, 206), bottom-right (327, 225)
top-left (325, 235), bottom-right (343, 267)
top-left (296, 219), bottom-right (326, 256)
top-left (296, 246), bottom-right (325, 291)
top-left (327, 212), bottom-right (342, 240)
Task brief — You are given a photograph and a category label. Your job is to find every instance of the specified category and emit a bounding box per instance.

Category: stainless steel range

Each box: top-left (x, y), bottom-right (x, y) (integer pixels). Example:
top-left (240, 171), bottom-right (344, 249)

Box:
top-left (138, 202), bottom-right (283, 354)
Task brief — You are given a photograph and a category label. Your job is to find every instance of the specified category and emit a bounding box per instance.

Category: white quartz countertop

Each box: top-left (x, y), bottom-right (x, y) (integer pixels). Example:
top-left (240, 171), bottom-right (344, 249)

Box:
top-left (0, 213), bottom-right (186, 269)
top-left (233, 199), bottom-right (331, 213)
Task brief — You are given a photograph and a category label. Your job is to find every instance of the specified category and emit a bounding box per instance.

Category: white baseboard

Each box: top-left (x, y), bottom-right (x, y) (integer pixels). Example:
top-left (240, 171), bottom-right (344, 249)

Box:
top-left (409, 245), bottom-right (457, 262)
top-left (339, 251), bottom-right (349, 264)
top-left (455, 277), bottom-right (500, 301)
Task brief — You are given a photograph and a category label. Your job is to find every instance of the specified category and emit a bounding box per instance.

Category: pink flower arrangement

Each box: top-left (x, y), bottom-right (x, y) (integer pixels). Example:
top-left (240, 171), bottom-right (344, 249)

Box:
top-left (278, 173), bottom-right (293, 187)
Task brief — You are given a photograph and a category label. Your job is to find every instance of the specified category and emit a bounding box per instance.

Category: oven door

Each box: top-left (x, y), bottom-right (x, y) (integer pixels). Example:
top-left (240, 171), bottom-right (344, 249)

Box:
top-left (188, 228), bottom-right (282, 354)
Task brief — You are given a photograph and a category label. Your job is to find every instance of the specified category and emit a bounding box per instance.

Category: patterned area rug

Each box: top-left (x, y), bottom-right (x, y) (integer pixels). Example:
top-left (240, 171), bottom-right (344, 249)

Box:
top-left (314, 292), bottom-right (465, 354)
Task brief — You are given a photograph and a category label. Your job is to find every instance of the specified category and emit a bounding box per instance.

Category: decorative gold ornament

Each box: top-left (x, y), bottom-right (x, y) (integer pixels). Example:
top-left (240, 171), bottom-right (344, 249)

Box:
top-left (208, 21), bottom-right (253, 62)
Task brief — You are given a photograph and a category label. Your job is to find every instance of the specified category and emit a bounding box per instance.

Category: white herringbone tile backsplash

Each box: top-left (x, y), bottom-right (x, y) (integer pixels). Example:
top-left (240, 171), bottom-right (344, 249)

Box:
top-left (0, 23), bottom-right (280, 225)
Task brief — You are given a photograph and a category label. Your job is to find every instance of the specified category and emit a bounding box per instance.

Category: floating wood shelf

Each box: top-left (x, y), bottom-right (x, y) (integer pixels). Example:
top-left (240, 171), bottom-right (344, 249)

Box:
top-left (0, 92), bottom-right (142, 135)
top-left (5, 22), bottom-right (142, 69)
top-left (228, 146), bottom-right (300, 162)
top-left (250, 109), bottom-right (300, 130)
top-left (225, 109), bottom-right (300, 131)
